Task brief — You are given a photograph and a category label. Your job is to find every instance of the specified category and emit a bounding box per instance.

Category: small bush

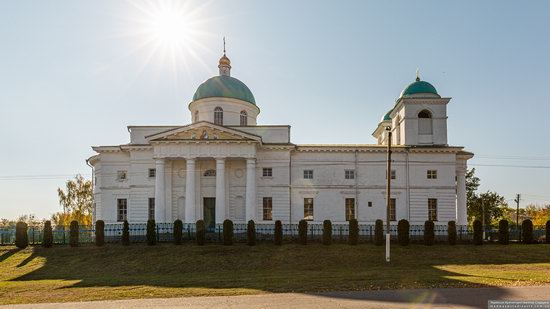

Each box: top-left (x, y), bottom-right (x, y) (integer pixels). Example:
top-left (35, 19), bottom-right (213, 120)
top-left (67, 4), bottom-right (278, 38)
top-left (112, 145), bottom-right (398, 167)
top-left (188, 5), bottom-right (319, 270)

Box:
top-left (374, 219), bottom-right (384, 246)
top-left (247, 220), bottom-right (256, 246)
top-left (298, 220), bottom-right (308, 245)
top-left (448, 221), bottom-right (457, 246)
top-left (15, 222), bottom-right (28, 249)
top-left (43, 220), bottom-right (53, 248)
top-left (522, 219), bottom-right (534, 244)
top-left (122, 220), bottom-right (130, 246)
top-left (274, 220), bottom-right (283, 246)
top-left (223, 219), bottom-right (233, 246)
top-left (498, 219), bottom-right (509, 245)
top-left (69, 220), bottom-right (79, 247)
top-left (473, 219), bottom-right (483, 245)
top-left (196, 220), bottom-right (206, 246)
top-left (95, 220), bottom-right (105, 246)
top-left (146, 220), bottom-right (156, 246)
top-left (323, 220), bottom-right (332, 245)
top-left (397, 219), bottom-right (409, 246)
top-left (546, 220), bottom-right (550, 244)
top-left (348, 219), bottom-right (359, 245)
top-left (424, 220), bottom-right (435, 246)
top-left (174, 220), bottom-right (183, 245)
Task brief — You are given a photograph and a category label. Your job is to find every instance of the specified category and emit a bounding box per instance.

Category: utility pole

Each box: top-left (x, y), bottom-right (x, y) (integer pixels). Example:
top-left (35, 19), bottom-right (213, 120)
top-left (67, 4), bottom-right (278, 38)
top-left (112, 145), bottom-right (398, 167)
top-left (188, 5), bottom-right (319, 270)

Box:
top-left (385, 126), bottom-right (392, 263)
top-left (482, 200), bottom-right (485, 240)
top-left (514, 194), bottom-right (521, 242)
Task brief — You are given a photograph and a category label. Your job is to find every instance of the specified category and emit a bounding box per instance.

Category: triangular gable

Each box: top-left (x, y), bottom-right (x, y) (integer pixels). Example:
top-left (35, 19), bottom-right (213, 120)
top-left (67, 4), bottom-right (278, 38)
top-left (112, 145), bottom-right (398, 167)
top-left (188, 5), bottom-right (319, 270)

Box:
top-left (146, 121), bottom-right (262, 143)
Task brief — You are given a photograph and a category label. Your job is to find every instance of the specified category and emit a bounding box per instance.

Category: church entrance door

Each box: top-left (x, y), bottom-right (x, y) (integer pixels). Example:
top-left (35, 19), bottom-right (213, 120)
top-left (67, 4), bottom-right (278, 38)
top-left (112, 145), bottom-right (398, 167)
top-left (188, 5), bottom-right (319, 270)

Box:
top-left (203, 198), bottom-right (216, 232)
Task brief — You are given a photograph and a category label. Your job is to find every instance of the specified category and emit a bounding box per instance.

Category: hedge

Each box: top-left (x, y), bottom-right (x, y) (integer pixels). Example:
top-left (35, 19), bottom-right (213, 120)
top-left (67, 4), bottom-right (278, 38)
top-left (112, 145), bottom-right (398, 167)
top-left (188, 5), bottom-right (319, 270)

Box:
top-left (424, 220), bottom-right (435, 246)
top-left (348, 219), bottom-right (359, 245)
top-left (69, 220), bottom-right (79, 247)
top-left (448, 221), bottom-right (457, 246)
top-left (546, 220), bottom-right (550, 244)
top-left (174, 219), bottom-right (183, 245)
top-left (473, 219), bottom-right (483, 245)
top-left (323, 220), bottom-right (332, 245)
top-left (298, 219), bottom-right (308, 245)
top-left (374, 219), bottom-right (383, 246)
top-left (43, 220), bottom-right (53, 248)
top-left (223, 219), bottom-right (234, 246)
top-left (397, 219), bottom-right (409, 246)
top-left (15, 222), bottom-right (28, 249)
top-left (274, 220), bottom-right (283, 246)
top-left (498, 219), bottom-right (509, 245)
top-left (95, 220), bottom-right (105, 246)
top-left (196, 220), bottom-right (206, 246)
top-left (122, 220), bottom-right (130, 246)
top-left (146, 220), bottom-right (156, 246)
top-left (522, 219), bottom-right (534, 244)
top-left (247, 220), bottom-right (256, 246)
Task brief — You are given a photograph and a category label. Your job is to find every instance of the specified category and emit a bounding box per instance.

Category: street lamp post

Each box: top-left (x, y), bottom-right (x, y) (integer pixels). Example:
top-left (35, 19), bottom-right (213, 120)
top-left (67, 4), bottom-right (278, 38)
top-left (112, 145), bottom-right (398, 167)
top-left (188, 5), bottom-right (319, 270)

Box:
top-left (385, 126), bottom-right (392, 263)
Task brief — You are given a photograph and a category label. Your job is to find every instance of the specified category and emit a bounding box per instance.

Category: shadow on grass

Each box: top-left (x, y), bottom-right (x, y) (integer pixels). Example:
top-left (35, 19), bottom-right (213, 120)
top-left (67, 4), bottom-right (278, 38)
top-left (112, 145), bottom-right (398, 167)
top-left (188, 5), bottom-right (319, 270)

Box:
top-left (6, 242), bottom-right (550, 308)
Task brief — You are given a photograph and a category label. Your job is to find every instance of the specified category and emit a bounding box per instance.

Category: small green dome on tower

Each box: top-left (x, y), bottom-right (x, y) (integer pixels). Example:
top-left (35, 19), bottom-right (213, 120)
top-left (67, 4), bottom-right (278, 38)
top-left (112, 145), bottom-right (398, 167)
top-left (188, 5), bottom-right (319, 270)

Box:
top-left (399, 74), bottom-right (440, 98)
top-left (192, 75), bottom-right (256, 105)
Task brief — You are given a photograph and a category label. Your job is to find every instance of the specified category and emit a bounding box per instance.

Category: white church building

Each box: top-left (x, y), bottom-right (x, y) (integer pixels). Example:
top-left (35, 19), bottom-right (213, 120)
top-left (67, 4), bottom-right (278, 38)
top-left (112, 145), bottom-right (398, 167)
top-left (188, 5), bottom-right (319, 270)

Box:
top-left (88, 51), bottom-right (473, 230)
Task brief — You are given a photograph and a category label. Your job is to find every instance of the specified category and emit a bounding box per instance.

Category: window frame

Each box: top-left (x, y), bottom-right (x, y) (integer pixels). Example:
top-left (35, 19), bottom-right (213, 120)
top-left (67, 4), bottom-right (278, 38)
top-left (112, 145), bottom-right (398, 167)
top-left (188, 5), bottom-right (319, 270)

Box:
top-left (389, 198), bottom-right (396, 221)
top-left (240, 110), bottom-right (248, 126)
top-left (148, 168), bottom-right (156, 178)
top-left (117, 198), bottom-right (127, 222)
top-left (117, 170), bottom-right (127, 181)
top-left (262, 167), bottom-right (273, 177)
top-left (263, 197), bottom-right (273, 221)
top-left (344, 169), bottom-right (355, 180)
top-left (428, 198), bottom-right (438, 221)
top-left (303, 198), bottom-right (314, 221)
top-left (345, 198), bottom-right (355, 221)
top-left (148, 198), bottom-right (155, 221)
top-left (427, 170), bottom-right (438, 179)
top-left (214, 106), bottom-right (223, 125)
top-left (386, 170), bottom-right (396, 180)
top-left (303, 170), bottom-right (314, 179)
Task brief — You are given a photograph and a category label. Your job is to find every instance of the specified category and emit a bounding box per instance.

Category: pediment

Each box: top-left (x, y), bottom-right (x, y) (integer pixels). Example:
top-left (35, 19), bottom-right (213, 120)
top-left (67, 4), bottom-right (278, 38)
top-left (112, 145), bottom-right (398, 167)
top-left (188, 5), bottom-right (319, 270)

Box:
top-left (146, 122), bottom-right (262, 143)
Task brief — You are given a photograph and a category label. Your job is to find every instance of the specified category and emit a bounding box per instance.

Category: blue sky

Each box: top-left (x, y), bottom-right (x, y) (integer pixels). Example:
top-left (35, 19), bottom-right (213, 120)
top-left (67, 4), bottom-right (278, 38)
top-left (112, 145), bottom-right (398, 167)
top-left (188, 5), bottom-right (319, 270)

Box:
top-left (1, 0), bottom-right (550, 219)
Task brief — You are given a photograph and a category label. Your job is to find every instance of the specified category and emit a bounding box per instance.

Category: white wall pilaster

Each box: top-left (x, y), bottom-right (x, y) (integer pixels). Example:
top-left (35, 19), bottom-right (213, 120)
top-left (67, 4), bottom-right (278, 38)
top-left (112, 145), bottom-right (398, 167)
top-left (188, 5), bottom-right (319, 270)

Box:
top-left (245, 158), bottom-right (256, 222)
top-left (456, 162), bottom-right (467, 226)
top-left (154, 159), bottom-right (166, 222)
top-left (215, 157), bottom-right (226, 223)
top-left (185, 158), bottom-right (196, 223)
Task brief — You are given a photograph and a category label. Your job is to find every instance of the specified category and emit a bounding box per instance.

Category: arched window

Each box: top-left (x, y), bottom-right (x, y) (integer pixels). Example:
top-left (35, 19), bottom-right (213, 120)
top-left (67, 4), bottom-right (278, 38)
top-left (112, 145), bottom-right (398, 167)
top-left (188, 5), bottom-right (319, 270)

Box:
top-left (194, 110), bottom-right (199, 122)
top-left (214, 107), bottom-right (223, 125)
top-left (240, 110), bottom-right (247, 126)
top-left (418, 110), bottom-right (433, 134)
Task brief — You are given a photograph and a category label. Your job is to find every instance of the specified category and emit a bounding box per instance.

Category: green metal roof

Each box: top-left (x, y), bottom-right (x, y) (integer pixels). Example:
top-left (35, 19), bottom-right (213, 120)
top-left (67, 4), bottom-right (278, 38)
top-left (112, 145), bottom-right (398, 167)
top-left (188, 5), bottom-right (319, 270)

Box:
top-left (192, 75), bottom-right (256, 105)
top-left (382, 109), bottom-right (392, 122)
top-left (400, 80), bottom-right (439, 98)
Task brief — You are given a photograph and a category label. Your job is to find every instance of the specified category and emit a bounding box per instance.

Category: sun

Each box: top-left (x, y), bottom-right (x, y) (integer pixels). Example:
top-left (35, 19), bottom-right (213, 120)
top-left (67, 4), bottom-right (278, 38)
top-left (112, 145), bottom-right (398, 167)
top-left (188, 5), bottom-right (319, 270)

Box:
top-left (146, 3), bottom-right (193, 48)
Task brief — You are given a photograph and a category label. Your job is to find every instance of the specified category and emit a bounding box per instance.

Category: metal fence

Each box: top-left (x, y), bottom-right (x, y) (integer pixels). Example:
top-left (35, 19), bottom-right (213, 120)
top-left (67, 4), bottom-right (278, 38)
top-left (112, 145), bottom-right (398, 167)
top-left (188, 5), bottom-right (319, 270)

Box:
top-left (1, 222), bottom-right (546, 246)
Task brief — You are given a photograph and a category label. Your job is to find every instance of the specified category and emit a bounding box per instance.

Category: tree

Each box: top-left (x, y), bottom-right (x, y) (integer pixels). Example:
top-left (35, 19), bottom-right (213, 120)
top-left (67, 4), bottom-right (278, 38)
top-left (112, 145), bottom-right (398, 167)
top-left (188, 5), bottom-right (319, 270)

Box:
top-left (466, 168), bottom-right (480, 208)
top-left (524, 204), bottom-right (550, 226)
top-left (468, 191), bottom-right (508, 228)
top-left (54, 174), bottom-right (93, 226)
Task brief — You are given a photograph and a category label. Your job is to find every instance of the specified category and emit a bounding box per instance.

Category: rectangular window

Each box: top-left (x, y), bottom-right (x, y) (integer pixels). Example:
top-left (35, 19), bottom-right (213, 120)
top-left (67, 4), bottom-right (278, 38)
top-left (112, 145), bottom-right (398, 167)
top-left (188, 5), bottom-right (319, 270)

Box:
top-left (117, 198), bottom-right (127, 222)
top-left (345, 198), bottom-right (355, 221)
top-left (117, 170), bottom-right (127, 181)
top-left (303, 170), bottom-right (313, 179)
top-left (368, 201), bottom-right (373, 207)
top-left (148, 198), bottom-right (155, 221)
top-left (427, 170), bottom-right (437, 179)
top-left (148, 168), bottom-right (156, 178)
top-left (428, 198), bottom-right (438, 221)
top-left (263, 197), bottom-right (273, 220)
top-left (304, 198), bottom-right (314, 220)
top-left (345, 170), bottom-right (355, 179)
top-left (386, 170), bottom-right (396, 180)
top-left (262, 168), bottom-right (273, 177)
top-left (389, 198), bottom-right (396, 221)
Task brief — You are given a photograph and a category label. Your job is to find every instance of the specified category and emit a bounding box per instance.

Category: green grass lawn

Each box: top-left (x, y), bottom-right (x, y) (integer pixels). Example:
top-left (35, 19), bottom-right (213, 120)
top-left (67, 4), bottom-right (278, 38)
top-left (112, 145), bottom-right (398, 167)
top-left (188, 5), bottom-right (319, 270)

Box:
top-left (0, 242), bottom-right (549, 304)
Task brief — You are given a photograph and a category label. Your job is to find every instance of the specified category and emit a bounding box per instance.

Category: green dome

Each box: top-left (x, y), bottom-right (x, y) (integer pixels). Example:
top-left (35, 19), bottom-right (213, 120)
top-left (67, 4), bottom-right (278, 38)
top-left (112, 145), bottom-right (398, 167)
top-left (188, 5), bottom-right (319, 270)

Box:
top-left (400, 80), bottom-right (439, 98)
top-left (381, 109), bottom-right (392, 122)
top-left (193, 75), bottom-right (256, 105)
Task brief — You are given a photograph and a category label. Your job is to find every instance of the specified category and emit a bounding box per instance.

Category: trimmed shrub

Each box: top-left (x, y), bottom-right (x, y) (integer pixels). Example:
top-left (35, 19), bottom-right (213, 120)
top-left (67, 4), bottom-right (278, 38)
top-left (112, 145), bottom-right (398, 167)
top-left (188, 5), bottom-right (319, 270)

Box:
top-left (546, 220), bottom-right (550, 244)
top-left (274, 220), bottom-right (283, 246)
top-left (397, 219), bottom-right (409, 246)
top-left (43, 220), bottom-right (53, 248)
top-left (498, 219), bottom-right (509, 245)
top-left (522, 219), bottom-right (534, 244)
top-left (473, 219), bottom-right (483, 245)
top-left (196, 220), bottom-right (206, 246)
top-left (323, 220), bottom-right (332, 245)
top-left (247, 220), bottom-right (256, 246)
top-left (95, 220), bottom-right (105, 246)
top-left (223, 219), bottom-right (234, 246)
top-left (374, 219), bottom-right (384, 246)
top-left (15, 222), bottom-right (28, 249)
top-left (146, 220), bottom-right (156, 246)
top-left (174, 219), bottom-right (183, 245)
top-left (448, 221), bottom-right (457, 246)
top-left (122, 220), bottom-right (130, 246)
top-left (298, 219), bottom-right (308, 245)
top-left (424, 220), bottom-right (435, 246)
top-left (69, 220), bottom-right (79, 247)
top-left (348, 219), bottom-right (359, 245)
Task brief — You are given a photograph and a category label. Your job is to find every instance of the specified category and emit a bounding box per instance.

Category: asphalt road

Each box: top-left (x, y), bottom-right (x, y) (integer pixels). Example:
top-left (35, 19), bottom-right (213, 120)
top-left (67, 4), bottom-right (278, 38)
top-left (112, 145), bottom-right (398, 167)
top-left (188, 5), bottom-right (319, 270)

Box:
top-left (3, 286), bottom-right (550, 308)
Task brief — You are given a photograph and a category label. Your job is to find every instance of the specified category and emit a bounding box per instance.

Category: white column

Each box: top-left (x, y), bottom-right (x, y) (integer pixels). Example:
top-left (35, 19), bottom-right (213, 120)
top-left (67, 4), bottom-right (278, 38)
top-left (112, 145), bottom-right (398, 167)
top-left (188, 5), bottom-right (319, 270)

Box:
top-left (154, 159), bottom-right (166, 222)
top-left (215, 157), bottom-right (226, 223)
top-left (185, 158), bottom-right (196, 223)
top-left (456, 165), bottom-right (467, 226)
top-left (245, 158), bottom-right (256, 222)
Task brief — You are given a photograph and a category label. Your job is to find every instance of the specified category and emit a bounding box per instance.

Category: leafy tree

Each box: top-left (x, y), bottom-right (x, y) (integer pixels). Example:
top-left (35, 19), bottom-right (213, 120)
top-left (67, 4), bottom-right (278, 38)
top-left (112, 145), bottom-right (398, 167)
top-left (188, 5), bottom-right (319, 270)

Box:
top-left (468, 191), bottom-right (508, 228)
top-left (524, 205), bottom-right (550, 226)
top-left (55, 174), bottom-right (93, 226)
top-left (465, 168), bottom-right (480, 207)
